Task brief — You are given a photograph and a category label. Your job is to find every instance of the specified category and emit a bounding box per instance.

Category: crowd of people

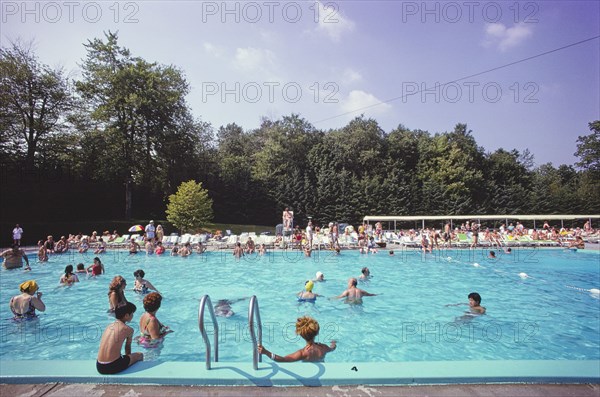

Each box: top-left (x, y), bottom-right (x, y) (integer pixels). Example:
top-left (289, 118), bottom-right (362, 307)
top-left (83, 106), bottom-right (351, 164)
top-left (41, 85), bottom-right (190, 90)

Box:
top-left (2, 215), bottom-right (594, 374)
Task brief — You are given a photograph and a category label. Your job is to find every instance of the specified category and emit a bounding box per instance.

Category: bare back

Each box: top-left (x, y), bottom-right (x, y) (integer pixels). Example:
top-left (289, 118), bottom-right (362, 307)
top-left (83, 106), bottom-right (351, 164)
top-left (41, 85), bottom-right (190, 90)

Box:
top-left (97, 320), bottom-right (133, 362)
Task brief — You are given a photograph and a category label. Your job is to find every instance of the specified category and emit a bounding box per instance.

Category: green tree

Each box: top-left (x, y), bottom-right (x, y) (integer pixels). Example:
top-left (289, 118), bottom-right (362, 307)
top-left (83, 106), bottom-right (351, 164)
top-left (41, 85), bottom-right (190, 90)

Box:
top-left (575, 121), bottom-right (600, 175)
top-left (76, 31), bottom-right (196, 218)
top-left (166, 180), bottom-right (213, 233)
top-left (0, 40), bottom-right (74, 165)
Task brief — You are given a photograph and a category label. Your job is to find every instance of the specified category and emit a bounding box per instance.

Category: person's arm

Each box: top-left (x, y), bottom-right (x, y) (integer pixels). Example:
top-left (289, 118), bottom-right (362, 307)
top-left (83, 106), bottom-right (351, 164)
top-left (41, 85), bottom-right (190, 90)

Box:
top-left (331, 290), bottom-right (349, 300)
top-left (31, 293), bottom-right (46, 312)
top-left (109, 291), bottom-right (118, 309)
top-left (124, 327), bottom-right (133, 355)
top-left (101, 264), bottom-right (105, 274)
top-left (258, 344), bottom-right (303, 362)
top-left (361, 290), bottom-right (377, 297)
top-left (145, 280), bottom-right (160, 294)
top-left (22, 251), bottom-right (30, 266)
top-left (147, 318), bottom-right (162, 339)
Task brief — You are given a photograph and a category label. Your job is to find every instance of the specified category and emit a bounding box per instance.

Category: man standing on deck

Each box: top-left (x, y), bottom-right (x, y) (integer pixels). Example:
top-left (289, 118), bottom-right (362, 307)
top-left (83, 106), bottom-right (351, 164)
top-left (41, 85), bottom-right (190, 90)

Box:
top-left (145, 220), bottom-right (156, 244)
top-left (12, 224), bottom-right (23, 246)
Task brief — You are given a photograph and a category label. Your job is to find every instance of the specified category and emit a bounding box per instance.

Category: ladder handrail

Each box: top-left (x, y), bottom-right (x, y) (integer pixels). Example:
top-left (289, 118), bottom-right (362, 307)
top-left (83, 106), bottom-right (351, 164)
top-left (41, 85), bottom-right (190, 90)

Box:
top-left (248, 295), bottom-right (263, 370)
top-left (198, 295), bottom-right (219, 369)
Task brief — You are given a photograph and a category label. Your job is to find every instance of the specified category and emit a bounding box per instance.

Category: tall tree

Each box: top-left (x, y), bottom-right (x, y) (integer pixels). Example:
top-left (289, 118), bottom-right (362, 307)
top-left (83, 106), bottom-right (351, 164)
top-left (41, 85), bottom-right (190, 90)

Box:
top-left (76, 32), bottom-right (194, 219)
top-left (0, 40), bottom-right (74, 165)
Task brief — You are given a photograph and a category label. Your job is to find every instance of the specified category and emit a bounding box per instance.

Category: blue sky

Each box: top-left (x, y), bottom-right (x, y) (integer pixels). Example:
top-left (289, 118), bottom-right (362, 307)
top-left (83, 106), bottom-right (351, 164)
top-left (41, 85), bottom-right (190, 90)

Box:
top-left (2, 1), bottom-right (599, 166)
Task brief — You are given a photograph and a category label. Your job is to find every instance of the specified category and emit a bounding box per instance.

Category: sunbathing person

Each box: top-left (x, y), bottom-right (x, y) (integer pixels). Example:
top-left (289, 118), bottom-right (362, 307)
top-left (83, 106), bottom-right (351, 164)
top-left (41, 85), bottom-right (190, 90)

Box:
top-left (569, 236), bottom-right (585, 249)
top-left (258, 316), bottom-right (336, 362)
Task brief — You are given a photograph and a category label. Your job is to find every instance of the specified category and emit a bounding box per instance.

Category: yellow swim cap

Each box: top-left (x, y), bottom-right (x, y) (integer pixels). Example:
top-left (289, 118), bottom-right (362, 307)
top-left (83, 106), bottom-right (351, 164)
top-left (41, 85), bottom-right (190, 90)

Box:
top-left (19, 280), bottom-right (38, 293)
top-left (305, 280), bottom-right (314, 292)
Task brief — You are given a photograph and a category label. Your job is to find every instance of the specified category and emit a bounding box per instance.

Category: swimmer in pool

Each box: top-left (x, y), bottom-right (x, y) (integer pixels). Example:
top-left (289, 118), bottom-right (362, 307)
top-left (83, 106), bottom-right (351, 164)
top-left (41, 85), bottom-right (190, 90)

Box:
top-left (213, 297), bottom-right (249, 317)
top-left (359, 267), bottom-right (371, 280)
top-left (297, 280), bottom-right (322, 303)
top-left (333, 278), bottom-right (377, 305)
top-left (314, 271), bottom-right (325, 282)
top-left (468, 292), bottom-right (486, 314)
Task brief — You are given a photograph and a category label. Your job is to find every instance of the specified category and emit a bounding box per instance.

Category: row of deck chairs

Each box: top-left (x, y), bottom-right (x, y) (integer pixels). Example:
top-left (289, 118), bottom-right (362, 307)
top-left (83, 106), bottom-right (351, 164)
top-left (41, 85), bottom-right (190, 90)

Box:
top-left (381, 231), bottom-right (564, 248)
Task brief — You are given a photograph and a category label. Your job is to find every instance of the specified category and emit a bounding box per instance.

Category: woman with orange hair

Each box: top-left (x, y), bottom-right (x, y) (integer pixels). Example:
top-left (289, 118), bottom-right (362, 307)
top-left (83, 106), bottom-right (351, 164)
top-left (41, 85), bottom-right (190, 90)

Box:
top-left (138, 292), bottom-right (172, 347)
top-left (258, 316), bottom-right (336, 362)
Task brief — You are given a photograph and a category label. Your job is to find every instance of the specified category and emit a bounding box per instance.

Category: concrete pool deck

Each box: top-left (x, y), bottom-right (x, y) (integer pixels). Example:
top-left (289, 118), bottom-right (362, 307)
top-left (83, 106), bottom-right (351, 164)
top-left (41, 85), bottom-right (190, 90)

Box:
top-left (2, 383), bottom-right (600, 397)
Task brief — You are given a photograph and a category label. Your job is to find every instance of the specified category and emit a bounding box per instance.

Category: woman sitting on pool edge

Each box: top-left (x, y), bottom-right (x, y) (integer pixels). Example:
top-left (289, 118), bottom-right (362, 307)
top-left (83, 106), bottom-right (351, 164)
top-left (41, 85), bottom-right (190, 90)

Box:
top-left (258, 316), bottom-right (336, 362)
top-left (138, 292), bottom-right (172, 347)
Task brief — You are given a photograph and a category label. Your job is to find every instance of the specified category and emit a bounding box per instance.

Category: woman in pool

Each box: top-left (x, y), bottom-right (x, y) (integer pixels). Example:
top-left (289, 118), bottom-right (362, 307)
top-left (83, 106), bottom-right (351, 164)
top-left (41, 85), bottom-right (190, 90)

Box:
top-left (258, 316), bottom-right (336, 362)
top-left (59, 264), bottom-right (79, 285)
top-left (133, 269), bottom-right (160, 295)
top-left (138, 292), bottom-right (172, 347)
top-left (37, 240), bottom-right (48, 262)
top-left (9, 280), bottom-right (46, 320)
top-left (108, 275), bottom-right (128, 313)
top-left (87, 257), bottom-right (105, 276)
top-left (297, 280), bottom-right (322, 303)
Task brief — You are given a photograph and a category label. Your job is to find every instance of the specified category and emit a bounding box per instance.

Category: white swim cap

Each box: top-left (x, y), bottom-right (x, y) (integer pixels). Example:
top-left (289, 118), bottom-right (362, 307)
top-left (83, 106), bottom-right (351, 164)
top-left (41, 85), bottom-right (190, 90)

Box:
top-left (316, 271), bottom-right (324, 279)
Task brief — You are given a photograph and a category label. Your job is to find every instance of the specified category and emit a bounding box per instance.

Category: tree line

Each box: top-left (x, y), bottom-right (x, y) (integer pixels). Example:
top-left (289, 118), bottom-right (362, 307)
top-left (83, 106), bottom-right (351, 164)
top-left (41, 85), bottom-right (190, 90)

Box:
top-left (1, 32), bottom-right (598, 237)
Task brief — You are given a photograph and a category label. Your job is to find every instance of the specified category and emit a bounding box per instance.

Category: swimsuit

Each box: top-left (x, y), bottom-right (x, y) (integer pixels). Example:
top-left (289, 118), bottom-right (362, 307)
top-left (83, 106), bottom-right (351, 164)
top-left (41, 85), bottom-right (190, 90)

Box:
top-left (133, 281), bottom-right (149, 294)
top-left (297, 297), bottom-right (317, 303)
top-left (10, 296), bottom-right (37, 320)
top-left (138, 315), bottom-right (168, 348)
top-left (96, 355), bottom-right (130, 374)
top-left (91, 264), bottom-right (102, 276)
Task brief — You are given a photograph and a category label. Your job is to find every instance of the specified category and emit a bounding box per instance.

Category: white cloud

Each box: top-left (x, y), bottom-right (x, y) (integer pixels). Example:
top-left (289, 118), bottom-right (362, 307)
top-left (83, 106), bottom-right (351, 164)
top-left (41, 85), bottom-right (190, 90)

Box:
top-left (203, 42), bottom-right (225, 58)
top-left (483, 23), bottom-right (533, 51)
top-left (343, 68), bottom-right (362, 84)
top-left (314, 1), bottom-right (355, 42)
top-left (340, 90), bottom-right (392, 115)
top-left (233, 47), bottom-right (278, 74)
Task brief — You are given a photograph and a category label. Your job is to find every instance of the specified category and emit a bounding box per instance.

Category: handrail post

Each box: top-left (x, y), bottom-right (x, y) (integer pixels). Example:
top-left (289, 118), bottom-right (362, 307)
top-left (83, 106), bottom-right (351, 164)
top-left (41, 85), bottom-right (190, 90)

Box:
top-left (198, 295), bottom-right (219, 369)
top-left (248, 295), bottom-right (263, 370)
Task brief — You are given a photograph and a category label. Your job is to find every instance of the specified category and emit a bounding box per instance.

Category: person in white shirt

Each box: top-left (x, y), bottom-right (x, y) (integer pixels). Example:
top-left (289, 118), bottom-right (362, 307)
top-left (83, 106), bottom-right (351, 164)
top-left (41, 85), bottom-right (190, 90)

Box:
top-left (12, 224), bottom-right (23, 246)
top-left (145, 221), bottom-right (156, 244)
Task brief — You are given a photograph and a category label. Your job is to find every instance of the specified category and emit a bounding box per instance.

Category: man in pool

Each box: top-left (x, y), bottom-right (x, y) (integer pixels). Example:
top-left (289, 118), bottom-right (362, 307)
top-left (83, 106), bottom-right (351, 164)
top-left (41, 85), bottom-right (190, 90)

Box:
top-left (97, 302), bottom-right (143, 374)
top-left (214, 297), bottom-right (249, 317)
top-left (1, 244), bottom-right (30, 270)
top-left (333, 277), bottom-right (377, 304)
top-left (468, 292), bottom-right (486, 314)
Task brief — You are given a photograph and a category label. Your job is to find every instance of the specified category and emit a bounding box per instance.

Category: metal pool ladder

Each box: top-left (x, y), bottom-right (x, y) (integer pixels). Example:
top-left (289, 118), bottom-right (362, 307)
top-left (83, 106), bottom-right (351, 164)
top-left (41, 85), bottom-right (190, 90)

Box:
top-left (248, 295), bottom-right (263, 370)
top-left (198, 295), bottom-right (219, 369)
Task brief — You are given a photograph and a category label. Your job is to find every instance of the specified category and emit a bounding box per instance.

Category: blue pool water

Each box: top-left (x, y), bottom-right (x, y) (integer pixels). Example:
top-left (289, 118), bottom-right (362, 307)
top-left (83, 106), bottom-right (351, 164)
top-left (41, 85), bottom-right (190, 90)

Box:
top-left (1, 247), bottom-right (599, 363)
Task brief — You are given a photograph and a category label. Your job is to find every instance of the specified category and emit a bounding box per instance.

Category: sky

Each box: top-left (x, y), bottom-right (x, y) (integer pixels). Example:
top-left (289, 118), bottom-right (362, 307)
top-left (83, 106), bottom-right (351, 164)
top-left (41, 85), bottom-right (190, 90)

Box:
top-left (2, 0), bottom-right (599, 166)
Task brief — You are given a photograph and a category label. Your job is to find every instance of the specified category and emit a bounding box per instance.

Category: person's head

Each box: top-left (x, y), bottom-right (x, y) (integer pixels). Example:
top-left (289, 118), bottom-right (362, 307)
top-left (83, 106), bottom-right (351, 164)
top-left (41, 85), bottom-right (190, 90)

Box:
top-left (19, 280), bottom-right (39, 294)
top-left (468, 292), bottom-right (482, 307)
top-left (133, 269), bottom-right (145, 279)
top-left (295, 316), bottom-right (320, 342)
top-left (109, 275), bottom-right (126, 291)
top-left (305, 280), bottom-right (314, 292)
top-left (315, 271), bottom-right (324, 281)
top-left (489, 251), bottom-right (496, 258)
top-left (150, 220), bottom-right (154, 224)
top-left (507, 248), bottom-right (512, 253)
top-left (77, 263), bottom-right (85, 271)
top-left (361, 267), bottom-right (370, 276)
top-left (349, 277), bottom-right (358, 287)
top-left (64, 264), bottom-right (74, 275)
top-left (115, 302), bottom-right (137, 321)
top-left (12, 244), bottom-right (20, 252)
top-left (94, 257), bottom-right (101, 264)
top-left (389, 250), bottom-right (394, 256)
top-left (47, 235), bottom-right (53, 241)
top-left (143, 292), bottom-right (162, 313)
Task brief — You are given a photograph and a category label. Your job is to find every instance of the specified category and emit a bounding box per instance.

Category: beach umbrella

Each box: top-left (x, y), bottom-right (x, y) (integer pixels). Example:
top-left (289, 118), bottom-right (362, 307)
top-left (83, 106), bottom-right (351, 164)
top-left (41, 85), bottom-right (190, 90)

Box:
top-left (128, 225), bottom-right (144, 232)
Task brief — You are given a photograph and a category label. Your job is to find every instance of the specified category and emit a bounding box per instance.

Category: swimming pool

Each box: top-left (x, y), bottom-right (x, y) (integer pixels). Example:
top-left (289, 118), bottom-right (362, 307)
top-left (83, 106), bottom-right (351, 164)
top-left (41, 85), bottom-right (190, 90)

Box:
top-left (1, 246), bottom-right (598, 366)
